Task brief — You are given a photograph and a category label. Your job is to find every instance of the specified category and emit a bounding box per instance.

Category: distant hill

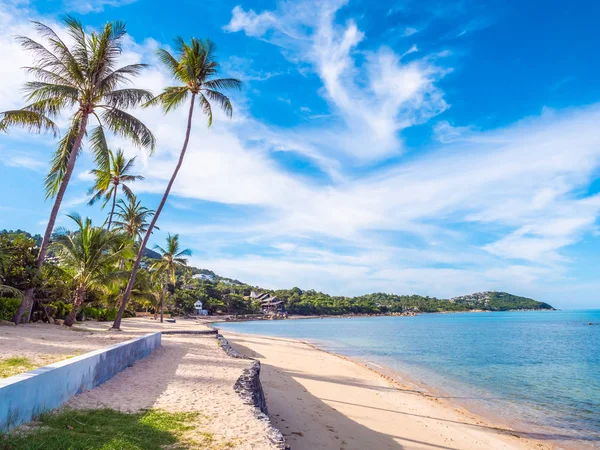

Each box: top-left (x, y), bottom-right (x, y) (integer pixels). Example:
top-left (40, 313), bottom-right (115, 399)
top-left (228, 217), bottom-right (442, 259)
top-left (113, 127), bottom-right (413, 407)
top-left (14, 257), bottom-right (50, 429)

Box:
top-left (170, 263), bottom-right (554, 315)
top-left (143, 247), bottom-right (161, 259)
top-left (450, 291), bottom-right (554, 311)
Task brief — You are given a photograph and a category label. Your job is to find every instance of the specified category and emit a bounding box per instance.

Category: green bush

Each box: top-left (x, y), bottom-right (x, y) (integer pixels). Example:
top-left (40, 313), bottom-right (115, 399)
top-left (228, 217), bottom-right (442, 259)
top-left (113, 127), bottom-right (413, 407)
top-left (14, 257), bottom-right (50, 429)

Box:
top-left (76, 306), bottom-right (134, 322)
top-left (0, 297), bottom-right (20, 321)
top-left (50, 301), bottom-right (72, 319)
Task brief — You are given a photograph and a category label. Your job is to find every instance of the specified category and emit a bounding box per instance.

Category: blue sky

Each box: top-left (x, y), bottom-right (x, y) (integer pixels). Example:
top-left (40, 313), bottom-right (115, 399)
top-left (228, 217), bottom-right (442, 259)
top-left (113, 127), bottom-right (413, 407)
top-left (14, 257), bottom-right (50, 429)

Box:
top-left (1, 0), bottom-right (600, 308)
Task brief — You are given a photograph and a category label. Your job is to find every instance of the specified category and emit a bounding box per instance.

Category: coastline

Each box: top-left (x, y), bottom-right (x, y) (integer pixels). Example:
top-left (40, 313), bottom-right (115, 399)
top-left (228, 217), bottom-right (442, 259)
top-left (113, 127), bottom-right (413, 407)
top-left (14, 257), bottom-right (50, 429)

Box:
top-left (218, 308), bottom-right (556, 324)
top-left (219, 328), bottom-right (555, 450)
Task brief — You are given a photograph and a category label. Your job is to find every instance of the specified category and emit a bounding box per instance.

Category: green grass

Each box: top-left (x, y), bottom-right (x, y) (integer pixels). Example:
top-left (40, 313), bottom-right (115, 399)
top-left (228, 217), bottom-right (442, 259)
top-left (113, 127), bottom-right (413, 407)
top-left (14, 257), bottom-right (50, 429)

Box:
top-left (0, 357), bottom-right (36, 378)
top-left (0, 408), bottom-right (231, 449)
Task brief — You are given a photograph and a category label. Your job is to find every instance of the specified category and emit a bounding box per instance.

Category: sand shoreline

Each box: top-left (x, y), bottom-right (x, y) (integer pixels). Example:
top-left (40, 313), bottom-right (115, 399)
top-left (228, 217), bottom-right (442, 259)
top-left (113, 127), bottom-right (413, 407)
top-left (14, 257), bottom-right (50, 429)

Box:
top-left (221, 329), bottom-right (559, 450)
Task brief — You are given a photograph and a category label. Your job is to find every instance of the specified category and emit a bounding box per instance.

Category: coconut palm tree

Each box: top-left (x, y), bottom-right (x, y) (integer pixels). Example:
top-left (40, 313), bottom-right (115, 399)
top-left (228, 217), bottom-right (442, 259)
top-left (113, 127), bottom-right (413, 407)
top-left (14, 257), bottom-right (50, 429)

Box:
top-left (112, 38), bottom-right (241, 329)
top-left (1, 16), bottom-right (155, 324)
top-left (51, 214), bottom-right (127, 326)
top-left (112, 196), bottom-right (155, 242)
top-left (88, 149), bottom-right (144, 230)
top-left (149, 234), bottom-right (191, 323)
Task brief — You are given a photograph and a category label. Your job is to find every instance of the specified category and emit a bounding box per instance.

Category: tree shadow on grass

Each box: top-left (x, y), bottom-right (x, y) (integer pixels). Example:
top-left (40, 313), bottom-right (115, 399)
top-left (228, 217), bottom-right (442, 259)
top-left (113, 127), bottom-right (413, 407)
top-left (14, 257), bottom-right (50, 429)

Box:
top-left (0, 409), bottom-right (202, 450)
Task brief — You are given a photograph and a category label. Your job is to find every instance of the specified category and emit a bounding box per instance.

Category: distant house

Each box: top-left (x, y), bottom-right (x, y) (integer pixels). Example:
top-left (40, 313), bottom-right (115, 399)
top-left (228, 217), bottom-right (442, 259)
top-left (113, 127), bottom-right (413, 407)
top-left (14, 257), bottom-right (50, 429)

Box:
top-left (192, 273), bottom-right (215, 282)
top-left (251, 291), bottom-right (285, 314)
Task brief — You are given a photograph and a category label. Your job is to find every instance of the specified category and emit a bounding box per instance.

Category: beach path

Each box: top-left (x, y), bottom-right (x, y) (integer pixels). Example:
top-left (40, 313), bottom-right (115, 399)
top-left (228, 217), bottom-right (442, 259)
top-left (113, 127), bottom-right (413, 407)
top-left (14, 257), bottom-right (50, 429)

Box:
top-left (1, 319), bottom-right (280, 450)
top-left (223, 332), bottom-right (551, 450)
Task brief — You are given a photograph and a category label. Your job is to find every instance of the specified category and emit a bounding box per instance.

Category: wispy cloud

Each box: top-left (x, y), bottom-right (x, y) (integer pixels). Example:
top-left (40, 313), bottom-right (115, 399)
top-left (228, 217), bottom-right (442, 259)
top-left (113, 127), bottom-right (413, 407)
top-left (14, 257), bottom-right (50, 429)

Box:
top-left (4, 155), bottom-right (46, 172)
top-left (63, 0), bottom-right (137, 14)
top-left (224, 0), bottom-right (450, 161)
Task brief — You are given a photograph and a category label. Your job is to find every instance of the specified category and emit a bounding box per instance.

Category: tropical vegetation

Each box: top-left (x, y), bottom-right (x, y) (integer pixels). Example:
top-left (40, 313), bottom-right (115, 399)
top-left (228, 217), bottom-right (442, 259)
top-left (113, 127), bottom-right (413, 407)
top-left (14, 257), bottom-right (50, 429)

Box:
top-left (88, 148), bottom-right (144, 230)
top-left (0, 16), bottom-right (154, 324)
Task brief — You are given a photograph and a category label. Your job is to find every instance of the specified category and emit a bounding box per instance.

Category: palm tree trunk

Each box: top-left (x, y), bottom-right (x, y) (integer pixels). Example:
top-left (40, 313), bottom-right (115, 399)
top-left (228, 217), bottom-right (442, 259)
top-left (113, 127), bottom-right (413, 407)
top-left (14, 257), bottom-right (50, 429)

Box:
top-left (13, 113), bottom-right (89, 325)
top-left (160, 285), bottom-right (166, 323)
top-left (64, 285), bottom-right (85, 327)
top-left (111, 94), bottom-right (196, 330)
top-left (107, 185), bottom-right (118, 231)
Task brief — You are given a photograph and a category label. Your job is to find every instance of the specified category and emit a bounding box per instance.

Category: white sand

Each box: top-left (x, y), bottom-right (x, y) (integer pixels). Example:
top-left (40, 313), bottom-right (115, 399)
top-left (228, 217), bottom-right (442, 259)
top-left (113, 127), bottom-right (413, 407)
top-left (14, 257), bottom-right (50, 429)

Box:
top-left (223, 332), bottom-right (554, 450)
top-left (2, 319), bottom-right (280, 449)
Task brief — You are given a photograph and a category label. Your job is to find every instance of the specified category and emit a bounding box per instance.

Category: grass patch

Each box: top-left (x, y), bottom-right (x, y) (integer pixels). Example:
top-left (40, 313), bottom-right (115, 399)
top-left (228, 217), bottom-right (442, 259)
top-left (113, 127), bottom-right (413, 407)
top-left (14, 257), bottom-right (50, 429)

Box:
top-left (0, 357), bottom-right (36, 378)
top-left (0, 355), bottom-right (77, 379)
top-left (0, 409), bottom-right (234, 449)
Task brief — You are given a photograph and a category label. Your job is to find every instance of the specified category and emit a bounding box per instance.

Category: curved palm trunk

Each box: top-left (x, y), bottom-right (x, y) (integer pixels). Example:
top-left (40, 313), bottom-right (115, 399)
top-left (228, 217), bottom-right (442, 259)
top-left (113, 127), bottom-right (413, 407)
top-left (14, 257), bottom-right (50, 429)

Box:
top-left (13, 113), bottom-right (89, 325)
top-left (107, 185), bottom-right (118, 231)
top-left (64, 285), bottom-right (85, 327)
top-left (111, 94), bottom-right (196, 330)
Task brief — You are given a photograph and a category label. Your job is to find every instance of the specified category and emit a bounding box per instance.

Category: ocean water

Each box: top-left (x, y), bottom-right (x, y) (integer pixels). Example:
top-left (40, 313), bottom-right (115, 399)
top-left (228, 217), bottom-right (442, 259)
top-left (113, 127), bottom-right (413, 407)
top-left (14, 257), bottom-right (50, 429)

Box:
top-left (218, 310), bottom-right (600, 448)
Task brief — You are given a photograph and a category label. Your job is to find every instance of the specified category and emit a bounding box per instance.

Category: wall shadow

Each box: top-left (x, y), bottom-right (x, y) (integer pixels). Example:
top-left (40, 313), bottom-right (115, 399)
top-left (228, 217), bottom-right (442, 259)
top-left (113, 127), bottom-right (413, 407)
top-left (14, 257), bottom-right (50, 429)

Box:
top-left (262, 361), bottom-right (435, 450)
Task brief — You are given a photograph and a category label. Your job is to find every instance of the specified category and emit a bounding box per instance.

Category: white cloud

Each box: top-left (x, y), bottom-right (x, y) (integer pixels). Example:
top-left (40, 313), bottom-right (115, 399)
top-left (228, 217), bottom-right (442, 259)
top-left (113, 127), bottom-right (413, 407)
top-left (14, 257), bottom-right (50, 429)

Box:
top-left (224, 5), bottom-right (279, 37)
top-left (4, 155), bottom-right (46, 171)
top-left (63, 0), bottom-right (137, 14)
top-left (224, 0), bottom-right (449, 161)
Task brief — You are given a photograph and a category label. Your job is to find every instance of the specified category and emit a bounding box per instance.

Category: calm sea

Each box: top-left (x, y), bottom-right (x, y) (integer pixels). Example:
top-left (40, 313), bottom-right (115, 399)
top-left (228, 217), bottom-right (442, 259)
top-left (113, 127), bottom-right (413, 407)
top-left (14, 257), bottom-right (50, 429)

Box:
top-left (218, 310), bottom-right (600, 448)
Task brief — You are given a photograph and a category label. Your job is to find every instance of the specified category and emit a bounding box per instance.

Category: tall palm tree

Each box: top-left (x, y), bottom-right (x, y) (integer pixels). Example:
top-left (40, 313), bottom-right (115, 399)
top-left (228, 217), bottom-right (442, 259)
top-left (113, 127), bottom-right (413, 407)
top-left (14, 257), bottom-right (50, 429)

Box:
top-left (51, 214), bottom-right (127, 326)
top-left (88, 148), bottom-right (144, 230)
top-left (112, 38), bottom-right (241, 329)
top-left (1, 16), bottom-right (155, 324)
top-left (149, 234), bottom-right (191, 323)
top-left (112, 196), bottom-right (155, 242)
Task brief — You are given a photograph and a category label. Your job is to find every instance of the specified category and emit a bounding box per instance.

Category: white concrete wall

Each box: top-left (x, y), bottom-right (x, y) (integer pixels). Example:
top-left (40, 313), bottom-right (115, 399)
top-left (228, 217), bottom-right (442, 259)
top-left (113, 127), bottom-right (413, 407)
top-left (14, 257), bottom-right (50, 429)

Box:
top-left (0, 331), bottom-right (161, 431)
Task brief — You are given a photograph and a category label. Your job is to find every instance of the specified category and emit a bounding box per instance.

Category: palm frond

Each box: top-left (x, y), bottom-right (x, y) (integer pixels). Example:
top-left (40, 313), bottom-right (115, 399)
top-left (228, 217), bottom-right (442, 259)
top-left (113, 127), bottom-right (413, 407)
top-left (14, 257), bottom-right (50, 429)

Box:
top-left (63, 15), bottom-right (89, 68)
top-left (31, 20), bottom-right (85, 86)
top-left (89, 125), bottom-right (111, 173)
top-left (99, 64), bottom-right (148, 91)
top-left (15, 36), bottom-right (68, 73)
top-left (0, 109), bottom-right (58, 135)
top-left (44, 115), bottom-right (82, 198)
top-left (202, 89), bottom-right (233, 119)
top-left (23, 82), bottom-right (79, 106)
top-left (203, 78), bottom-right (242, 91)
top-left (157, 48), bottom-right (183, 81)
top-left (145, 86), bottom-right (189, 113)
top-left (99, 107), bottom-right (156, 152)
top-left (103, 88), bottom-right (154, 109)
top-left (198, 93), bottom-right (213, 126)
top-left (22, 66), bottom-right (75, 86)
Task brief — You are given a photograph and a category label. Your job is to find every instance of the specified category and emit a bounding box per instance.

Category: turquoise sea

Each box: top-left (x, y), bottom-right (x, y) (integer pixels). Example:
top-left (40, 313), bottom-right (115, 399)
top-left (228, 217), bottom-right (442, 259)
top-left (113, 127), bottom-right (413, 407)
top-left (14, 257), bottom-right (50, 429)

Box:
top-left (218, 310), bottom-right (600, 448)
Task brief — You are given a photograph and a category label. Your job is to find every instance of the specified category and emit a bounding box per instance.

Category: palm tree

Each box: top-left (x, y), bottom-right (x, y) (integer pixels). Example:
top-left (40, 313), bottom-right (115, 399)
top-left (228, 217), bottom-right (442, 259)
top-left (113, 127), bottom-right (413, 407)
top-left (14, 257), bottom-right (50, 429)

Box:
top-left (149, 234), bottom-right (191, 323)
top-left (112, 38), bottom-right (241, 329)
top-left (1, 16), bottom-right (155, 324)
top-left (51, 214), bottom-right (127, 326)
top-left (88, 149), bottom-right (144, 230)
top-left (112, 196), bottom-right (155, 242)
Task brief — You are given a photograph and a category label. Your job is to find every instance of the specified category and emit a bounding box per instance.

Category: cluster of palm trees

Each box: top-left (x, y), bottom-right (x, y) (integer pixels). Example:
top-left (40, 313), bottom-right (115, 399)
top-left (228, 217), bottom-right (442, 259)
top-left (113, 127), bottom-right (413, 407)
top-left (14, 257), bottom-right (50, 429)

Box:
top-left (0, 15), bottom-right (240, 328)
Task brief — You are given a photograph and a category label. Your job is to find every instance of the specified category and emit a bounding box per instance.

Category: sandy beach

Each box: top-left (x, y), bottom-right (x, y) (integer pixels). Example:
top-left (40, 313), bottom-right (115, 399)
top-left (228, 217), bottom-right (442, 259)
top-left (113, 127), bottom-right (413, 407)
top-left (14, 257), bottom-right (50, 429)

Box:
top-left (222, 331), bottom-right (553, 450)
top-left (2, 319), bottom-right (280, 450)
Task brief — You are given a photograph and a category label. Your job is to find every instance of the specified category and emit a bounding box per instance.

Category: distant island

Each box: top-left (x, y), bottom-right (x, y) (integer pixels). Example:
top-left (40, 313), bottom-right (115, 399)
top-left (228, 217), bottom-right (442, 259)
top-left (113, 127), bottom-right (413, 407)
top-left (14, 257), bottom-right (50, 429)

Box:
top-left (175, 263), bottom-right (555, 316)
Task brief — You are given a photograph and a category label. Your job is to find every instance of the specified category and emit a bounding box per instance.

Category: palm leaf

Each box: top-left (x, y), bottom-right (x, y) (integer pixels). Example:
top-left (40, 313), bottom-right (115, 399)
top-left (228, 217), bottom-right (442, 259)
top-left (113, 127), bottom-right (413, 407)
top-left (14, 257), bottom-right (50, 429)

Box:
top-left (0, 109), bottom-right (58, 135)
top-left (44, 115), bottom-right (82, 198)
top-left (99, 107), bottom-right (156, 152)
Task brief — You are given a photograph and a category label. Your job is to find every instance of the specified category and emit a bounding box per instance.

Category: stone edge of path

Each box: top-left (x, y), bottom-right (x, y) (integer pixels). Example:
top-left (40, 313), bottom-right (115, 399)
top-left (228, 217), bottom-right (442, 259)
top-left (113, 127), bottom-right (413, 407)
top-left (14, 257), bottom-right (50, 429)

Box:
top-left (211, 329), bottom-right (290, 450)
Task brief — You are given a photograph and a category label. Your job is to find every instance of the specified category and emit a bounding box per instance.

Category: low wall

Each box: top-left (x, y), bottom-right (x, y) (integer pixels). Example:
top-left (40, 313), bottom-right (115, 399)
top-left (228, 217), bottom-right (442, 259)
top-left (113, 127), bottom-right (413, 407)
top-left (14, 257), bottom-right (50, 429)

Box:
top-left (0, 332), bottom-right (161, 431)
top-left (216, 332), bottom-right (289, 450)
